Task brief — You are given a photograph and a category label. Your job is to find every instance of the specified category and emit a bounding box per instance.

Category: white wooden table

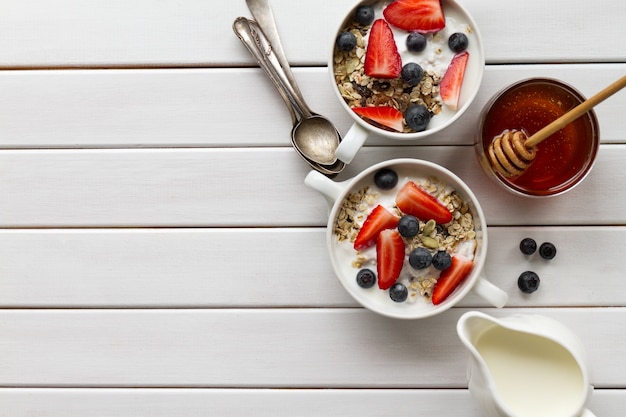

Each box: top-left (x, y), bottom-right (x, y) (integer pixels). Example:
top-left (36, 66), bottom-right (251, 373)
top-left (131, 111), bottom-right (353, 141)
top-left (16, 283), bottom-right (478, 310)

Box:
top-left (1, 0), bottom-right (625, 415)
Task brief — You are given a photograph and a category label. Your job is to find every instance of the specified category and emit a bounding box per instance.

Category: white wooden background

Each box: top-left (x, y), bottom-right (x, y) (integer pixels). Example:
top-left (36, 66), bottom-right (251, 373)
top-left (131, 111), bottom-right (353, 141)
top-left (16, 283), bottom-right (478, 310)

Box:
top-left (1, 0), bottom-right (625, 415)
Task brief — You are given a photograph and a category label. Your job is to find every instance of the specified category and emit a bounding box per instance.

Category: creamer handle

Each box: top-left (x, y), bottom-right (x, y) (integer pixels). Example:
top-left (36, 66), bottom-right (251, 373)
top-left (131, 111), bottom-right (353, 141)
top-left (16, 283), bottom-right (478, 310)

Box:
top-left (335, 122), bottom-right (369, 164)
top-left (473, 276), bottom-right (508, 308)
top-left (580, 409), bottom-right (597, 417)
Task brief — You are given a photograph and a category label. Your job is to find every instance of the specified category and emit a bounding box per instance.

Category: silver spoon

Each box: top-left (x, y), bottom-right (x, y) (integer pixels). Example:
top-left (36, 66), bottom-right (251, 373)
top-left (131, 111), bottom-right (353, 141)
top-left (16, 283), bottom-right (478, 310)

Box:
top-left (245, 0), bottom-right (342, 166)
top-left (233, 18), bottom-right (345, 176)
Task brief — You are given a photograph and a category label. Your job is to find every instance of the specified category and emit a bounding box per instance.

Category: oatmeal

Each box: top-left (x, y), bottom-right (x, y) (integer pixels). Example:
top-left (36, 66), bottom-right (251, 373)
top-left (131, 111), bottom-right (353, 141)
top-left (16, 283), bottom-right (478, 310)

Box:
top-left (333, 166), bottom-right (477, 304)
top-left (332, 0), bottom-right (479, 133)
top-left (334, 24), bottom-right (444, 129)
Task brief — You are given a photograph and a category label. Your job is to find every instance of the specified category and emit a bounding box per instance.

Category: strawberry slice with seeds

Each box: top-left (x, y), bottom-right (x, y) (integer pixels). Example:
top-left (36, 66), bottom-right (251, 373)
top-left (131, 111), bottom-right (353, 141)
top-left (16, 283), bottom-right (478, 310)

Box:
top-left (353, 205), bottom-right (400, 251)
top-left (440, 51), bottom-right (469, 111)
top-left (383, 0), bottom-right (445, 33)
top-left (395, 181), bottom-right (453, 224)
top-left (353, 106), bottom-right (404, 132)
top-left (431, 255), bottom-right (473, 304)
top-left (364, 19), bottom-right (402, 79)
top-left (376, 229), bottom-right (405, 290)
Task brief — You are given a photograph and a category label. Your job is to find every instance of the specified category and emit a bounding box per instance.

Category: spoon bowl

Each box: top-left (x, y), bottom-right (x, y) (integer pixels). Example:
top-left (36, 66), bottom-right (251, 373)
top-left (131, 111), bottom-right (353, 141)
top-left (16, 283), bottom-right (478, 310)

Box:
top-left (292, 115), bottom-right (342, 166)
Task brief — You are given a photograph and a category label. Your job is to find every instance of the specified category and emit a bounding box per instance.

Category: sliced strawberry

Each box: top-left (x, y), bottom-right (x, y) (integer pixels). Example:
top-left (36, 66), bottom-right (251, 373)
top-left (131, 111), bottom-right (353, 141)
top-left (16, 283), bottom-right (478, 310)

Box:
top-left (395, 181), bottom-right (453, 224)
top-left (440, 51), bottom-right (469, 111)
top-left (431, 255), bottom-right (473, 305)
top-left (376, 229), bottom-right (405, 290)
top-left (353, 106), bottom-right (404, 132)
top-left (353, 205), bottom-right (400, 251)
top-left (383, 0), bottom-right (445, 33)
top-left (364, 19), bottom-right (402, 79)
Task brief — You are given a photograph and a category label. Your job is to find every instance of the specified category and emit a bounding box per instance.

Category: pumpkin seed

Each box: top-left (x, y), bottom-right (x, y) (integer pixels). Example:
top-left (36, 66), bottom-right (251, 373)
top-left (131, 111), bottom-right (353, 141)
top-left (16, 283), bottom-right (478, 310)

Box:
top-left (423, 219), bottom-right (436, 236)
top-left (420, 235), bottom-right (439, 249)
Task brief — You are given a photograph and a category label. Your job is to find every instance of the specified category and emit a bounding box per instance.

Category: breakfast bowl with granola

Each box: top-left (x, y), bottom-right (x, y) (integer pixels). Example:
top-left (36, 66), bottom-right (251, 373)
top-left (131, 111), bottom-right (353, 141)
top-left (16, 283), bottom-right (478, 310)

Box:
top-left (305, 159), bottom-right (507, 319)
top-left (330, 0), bottom-right (485, 163)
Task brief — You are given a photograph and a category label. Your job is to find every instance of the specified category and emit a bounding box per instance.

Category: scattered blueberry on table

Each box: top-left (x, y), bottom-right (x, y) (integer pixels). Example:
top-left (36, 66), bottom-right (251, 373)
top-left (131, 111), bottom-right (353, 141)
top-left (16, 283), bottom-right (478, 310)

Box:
top-left (539, 242), bottom-right (557, 260)
top-left (516, 239), bottom-right (557, 293)
top-left (518, 271), bottom-right (540, 293)
top-left (519, 237), bottom-right (537, 255)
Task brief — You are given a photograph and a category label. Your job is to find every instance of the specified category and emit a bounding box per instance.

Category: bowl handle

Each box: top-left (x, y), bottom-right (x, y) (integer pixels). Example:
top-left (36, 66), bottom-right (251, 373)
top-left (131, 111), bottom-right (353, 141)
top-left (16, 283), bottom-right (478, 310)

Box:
top-left (472, 276), bottom-right (508, 308)
top-left (304, 170), bottom-right (348, 206)
top-left (335, 122), bottom-right (369, 164)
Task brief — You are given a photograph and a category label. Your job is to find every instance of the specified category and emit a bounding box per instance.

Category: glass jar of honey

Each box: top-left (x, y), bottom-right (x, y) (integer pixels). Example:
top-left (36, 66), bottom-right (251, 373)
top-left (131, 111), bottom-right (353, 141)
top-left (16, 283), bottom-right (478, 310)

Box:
top-left (475, 78), bottom-right (599, 197)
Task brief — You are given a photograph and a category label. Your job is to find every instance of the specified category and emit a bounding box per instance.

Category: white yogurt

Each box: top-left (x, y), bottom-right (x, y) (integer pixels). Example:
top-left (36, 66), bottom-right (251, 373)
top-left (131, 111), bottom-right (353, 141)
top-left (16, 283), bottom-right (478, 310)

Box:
top-left (333, 0), bottom-right (484, 132)
top-left (331, 168), bottom-right (477, 308)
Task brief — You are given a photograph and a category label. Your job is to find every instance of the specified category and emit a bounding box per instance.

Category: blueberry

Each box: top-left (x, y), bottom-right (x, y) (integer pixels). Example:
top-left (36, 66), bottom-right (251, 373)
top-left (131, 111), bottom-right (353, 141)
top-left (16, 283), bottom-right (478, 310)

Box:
top-left (373, 168), bottom-right (398, 190)
top-left (398, 215), bottom-right (420, 238)
top-left (518, 271), bottom-right (540, 293)
top-left (389, 282), bottom-right (408, 302)
top-left (336, 31), bottom-right (357, 52)
top-left (432, 251), bottom-right (452, 271)
top-left (409, 247), bottom-right (432, 270)
top-left (448, 32), bottom-right (469, 52)
top-left (519, 237), bottom-right (537, 255)
top-left (354, 5), bottom-right (375, 26)
top-left (539, 242), bottom-right (557, 260)
top-left (356, 268), bottom-right (376, 288)
top-left (406, 31), bottom-right (427, 52)
top-left (401, 62), bottom-right (424, 86)
top-left (404, 104), bottom-right (431, 132)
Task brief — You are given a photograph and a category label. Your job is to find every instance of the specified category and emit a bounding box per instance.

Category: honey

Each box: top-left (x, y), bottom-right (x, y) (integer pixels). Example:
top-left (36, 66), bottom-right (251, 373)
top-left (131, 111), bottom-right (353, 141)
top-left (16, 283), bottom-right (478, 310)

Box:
top-left (477, 79), bottom-right (599, 196)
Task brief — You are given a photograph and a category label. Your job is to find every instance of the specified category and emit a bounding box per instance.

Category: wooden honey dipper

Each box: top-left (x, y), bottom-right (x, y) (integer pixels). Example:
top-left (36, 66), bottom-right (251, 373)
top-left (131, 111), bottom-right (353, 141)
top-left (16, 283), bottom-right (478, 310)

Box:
top-left (488, 75), bottom-right (626, 178)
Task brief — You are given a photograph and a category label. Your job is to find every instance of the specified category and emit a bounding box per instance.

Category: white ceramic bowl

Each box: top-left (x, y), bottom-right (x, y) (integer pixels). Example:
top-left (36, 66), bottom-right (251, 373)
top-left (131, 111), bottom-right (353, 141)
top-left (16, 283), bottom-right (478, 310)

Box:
top-left (305, 159), bottom-right (507, 319)
top-left (330, 0), bottom-right (485, 163)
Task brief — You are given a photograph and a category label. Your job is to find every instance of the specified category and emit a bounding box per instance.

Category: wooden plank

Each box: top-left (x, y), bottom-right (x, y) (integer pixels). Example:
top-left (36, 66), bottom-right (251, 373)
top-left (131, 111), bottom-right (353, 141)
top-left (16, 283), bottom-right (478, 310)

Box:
top-left (464, 0), bottom-right (626, 64)
top-left (1, 145), bottom-right (625, 227)
top-left (0, 388), bottom-right (622, 417)
top-left (1, 308), bottom-right (625, 388)
top-left (1, 226), bottom-right (625, 308)
top-left (0, 0), bottom-right (624, 67)
top-left (0, 64), bottom-right (624, 148)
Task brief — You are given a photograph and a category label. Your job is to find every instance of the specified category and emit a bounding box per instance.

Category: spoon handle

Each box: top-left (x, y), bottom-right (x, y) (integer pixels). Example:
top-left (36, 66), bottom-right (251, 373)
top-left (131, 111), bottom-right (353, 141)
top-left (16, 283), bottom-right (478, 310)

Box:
top-left (526, 75), bottom-right (626, 148)
top-left (245, 0), bottom-right (314, 116)
top-left (233, 17), bottom-right (301, 123)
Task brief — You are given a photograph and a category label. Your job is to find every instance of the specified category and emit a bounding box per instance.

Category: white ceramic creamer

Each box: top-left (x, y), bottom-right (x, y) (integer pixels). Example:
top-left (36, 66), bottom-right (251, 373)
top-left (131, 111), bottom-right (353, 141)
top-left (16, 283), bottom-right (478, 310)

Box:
top-left (457, 311), bottom-right (597, 417)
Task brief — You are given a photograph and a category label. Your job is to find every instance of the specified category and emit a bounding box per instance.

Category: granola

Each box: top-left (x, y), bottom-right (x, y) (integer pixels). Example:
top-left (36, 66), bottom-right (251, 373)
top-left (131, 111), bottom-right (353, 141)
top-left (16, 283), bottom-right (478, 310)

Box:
top-left (333, 174), bottom-right (477, 303)
top-left (331, 0), bottom-right (480, 134)
top-left (333, 21), bottom-right (443, 133)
